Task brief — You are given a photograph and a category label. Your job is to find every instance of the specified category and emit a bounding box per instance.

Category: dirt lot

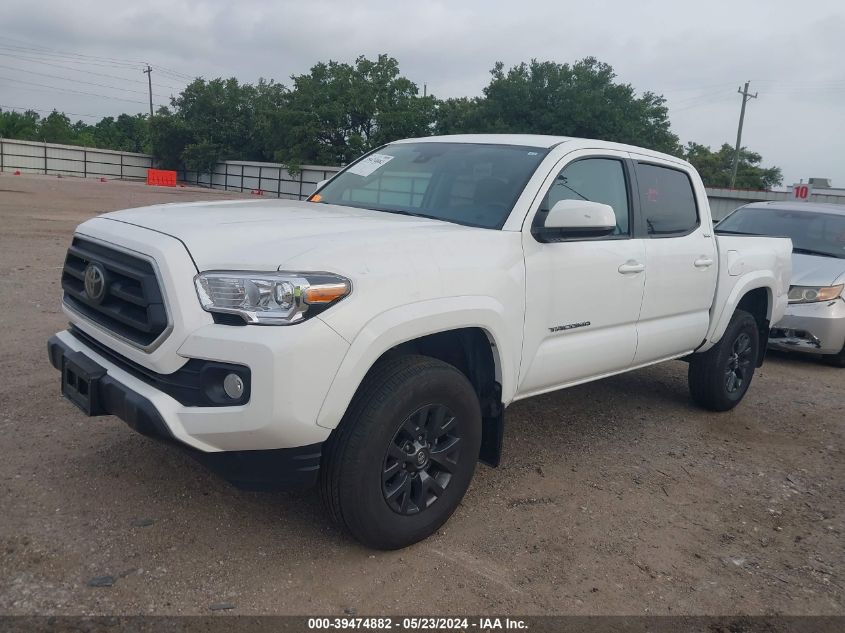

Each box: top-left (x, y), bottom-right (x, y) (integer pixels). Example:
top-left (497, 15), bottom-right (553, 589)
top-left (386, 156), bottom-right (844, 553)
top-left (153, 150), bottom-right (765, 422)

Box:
top-left (0, 174), bottom-right (842, 616)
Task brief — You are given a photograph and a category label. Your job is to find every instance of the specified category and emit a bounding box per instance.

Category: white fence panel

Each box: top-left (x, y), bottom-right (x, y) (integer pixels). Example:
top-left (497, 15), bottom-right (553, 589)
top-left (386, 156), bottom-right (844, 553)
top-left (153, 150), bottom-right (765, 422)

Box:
top-left (182, 160), bottom-right (342, 201)
top-left (0, 138), bottom-right (153, 180)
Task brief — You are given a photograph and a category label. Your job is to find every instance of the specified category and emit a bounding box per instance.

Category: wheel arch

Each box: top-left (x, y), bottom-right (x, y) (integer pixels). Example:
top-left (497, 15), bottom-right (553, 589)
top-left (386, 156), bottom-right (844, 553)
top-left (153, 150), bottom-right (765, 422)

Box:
top-left (315, 299), bottom-right (514, 467)
top-left (705, 273), bottom-right (774, 341)
top-left (703, 277), bottom-right (774, 364)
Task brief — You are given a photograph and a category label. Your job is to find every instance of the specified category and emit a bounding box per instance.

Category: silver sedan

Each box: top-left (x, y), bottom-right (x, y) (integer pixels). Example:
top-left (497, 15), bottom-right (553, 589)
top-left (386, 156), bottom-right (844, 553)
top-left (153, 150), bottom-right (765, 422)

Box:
top-left (716, 201), bottom-right (845, 367)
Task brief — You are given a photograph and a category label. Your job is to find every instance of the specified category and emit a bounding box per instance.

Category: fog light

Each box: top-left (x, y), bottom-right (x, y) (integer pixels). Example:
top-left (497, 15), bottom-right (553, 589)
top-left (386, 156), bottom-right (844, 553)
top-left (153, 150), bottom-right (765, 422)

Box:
top-left (223, 373), bottom-right (244, 400)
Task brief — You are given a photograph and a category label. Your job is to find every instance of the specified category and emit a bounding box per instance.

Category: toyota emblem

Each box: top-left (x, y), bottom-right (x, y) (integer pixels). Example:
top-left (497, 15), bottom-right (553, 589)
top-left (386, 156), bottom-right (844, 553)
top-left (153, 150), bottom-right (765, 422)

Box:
top-left (84, 263), bottom-right (107, 304)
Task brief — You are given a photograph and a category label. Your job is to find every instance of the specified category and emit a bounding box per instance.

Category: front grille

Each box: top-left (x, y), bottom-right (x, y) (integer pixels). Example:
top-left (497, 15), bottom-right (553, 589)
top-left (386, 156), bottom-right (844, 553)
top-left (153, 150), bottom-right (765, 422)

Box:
top-left (61, 237), bottom-right (169, 347)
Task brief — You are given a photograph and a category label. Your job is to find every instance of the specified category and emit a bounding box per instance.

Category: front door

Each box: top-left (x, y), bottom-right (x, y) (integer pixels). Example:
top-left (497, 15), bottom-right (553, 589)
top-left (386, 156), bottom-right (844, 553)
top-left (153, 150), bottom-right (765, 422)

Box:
top-left (518, 152), bottom-right (646, 397)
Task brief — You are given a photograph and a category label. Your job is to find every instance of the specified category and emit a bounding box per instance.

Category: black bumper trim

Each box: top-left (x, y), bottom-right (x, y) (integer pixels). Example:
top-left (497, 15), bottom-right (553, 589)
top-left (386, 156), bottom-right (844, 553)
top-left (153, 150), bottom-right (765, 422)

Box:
top-left (67, 326), bottom-right (251, 407)
top-left (47, 334), bottom-right (321, 491)
top-left (49, 335), bottom-right (174, 440)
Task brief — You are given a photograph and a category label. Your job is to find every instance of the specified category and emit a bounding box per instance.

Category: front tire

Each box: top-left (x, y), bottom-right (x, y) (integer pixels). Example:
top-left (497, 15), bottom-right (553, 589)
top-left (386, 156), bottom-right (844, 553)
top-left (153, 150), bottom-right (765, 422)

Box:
top-left (320, 355), bottom-right (482, 550)
top-left (688, 309), bottom-right (759, 412)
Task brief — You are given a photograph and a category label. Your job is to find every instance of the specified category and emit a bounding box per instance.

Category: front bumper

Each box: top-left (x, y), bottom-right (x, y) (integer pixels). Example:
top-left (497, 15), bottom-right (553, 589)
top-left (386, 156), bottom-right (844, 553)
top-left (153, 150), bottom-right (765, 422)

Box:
top-left (48, 309), bottom-right (351, 486)
top-left (48, 334), bottom-right (326, 490)
top-left (769, 298), bottom-right (845, 356)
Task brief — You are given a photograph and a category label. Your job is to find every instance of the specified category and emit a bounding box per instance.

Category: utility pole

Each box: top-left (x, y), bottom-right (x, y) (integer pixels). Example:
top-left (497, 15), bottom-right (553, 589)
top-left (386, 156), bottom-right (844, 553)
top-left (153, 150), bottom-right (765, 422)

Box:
top-left (730, 80), bottom-right (758, 188)
top-left (142, 65), bottom-right (153, 117)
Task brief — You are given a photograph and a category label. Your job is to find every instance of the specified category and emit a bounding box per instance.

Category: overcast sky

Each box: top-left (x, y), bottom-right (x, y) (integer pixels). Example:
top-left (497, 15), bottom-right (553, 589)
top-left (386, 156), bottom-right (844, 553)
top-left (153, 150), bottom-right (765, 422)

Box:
top-left (1, 0), bottom-right (843, 186)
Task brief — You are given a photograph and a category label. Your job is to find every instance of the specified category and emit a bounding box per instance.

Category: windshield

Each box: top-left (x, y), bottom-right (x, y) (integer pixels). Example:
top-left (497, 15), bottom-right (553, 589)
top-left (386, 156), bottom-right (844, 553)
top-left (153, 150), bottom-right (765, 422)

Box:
top-left (717, 207), bottom-right (845, 259)
top-left (312, 142), bottom-right (549, 229)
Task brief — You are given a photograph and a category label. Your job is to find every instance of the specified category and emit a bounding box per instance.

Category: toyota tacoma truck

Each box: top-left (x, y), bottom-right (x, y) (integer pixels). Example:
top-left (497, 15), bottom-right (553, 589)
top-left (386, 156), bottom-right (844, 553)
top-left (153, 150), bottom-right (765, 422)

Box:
top-left (48, 135), bottom-right (792, 549)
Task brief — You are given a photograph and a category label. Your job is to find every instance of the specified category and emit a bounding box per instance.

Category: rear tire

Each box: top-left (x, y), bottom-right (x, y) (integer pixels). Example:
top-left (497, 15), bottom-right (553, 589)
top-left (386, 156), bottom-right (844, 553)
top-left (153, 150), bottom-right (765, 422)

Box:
top-left (689, 309), bottom-right (759, 412)
top-left (320, 355), bottom-right (482, 550)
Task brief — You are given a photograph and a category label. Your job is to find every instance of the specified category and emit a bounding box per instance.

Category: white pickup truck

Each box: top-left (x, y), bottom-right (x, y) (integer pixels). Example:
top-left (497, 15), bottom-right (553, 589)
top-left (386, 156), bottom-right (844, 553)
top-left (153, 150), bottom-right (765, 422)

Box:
top-left (48, 135), bottom-right (792, 549)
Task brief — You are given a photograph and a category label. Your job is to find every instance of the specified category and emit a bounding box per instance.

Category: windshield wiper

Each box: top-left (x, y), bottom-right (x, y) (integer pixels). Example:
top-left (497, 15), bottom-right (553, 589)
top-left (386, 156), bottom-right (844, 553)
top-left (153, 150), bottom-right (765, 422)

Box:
top-left (379, 208), bottom-right (439, 221)
top-left (792, 247), bottom-right (843, 259)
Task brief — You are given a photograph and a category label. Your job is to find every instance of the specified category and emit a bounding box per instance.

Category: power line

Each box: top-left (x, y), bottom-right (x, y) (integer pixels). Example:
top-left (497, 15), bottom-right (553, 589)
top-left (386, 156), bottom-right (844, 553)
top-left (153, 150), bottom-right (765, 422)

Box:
top-left (0, 74), bottom-right (167, 107)
top-left (0, 37), bottom-right (198, 82)
top-left (0, 62), bottom-right (170, 98)
top-left (0, 37), bottom-right (148, 68)
top-left (670, 91), bottom-right (737, 111)
top-left (0, 44), bottom-right (141, 70)
top-left (0, 51), bottom-right (184, 90)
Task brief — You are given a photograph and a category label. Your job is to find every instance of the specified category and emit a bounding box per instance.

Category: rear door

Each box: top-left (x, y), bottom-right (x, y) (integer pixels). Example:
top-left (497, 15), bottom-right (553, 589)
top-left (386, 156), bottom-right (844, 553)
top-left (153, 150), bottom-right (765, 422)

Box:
top-left (632, 160), bottom-right (718, 364)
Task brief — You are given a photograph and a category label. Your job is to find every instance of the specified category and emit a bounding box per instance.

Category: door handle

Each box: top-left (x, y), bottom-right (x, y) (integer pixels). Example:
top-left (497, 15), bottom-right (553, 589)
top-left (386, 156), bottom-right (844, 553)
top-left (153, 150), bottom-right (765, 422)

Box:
top-left (694, 256), bottom-right (714, 268)
top-left (618, 260), bottom-right (645, 274)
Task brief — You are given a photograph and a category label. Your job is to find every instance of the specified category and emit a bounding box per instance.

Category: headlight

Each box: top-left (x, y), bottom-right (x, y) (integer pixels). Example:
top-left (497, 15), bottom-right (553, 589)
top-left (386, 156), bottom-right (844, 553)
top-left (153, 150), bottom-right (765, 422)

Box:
top-left (194, 271), bottom-right (351, 324)
top-left (787, 284), bottom-right (844, 304)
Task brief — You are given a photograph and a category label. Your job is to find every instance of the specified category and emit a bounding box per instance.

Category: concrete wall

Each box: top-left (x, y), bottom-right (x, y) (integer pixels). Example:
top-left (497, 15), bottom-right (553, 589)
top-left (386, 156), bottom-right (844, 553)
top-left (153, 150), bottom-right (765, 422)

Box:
top-left (706, 187), bottom-right (845, 221)
top-left (0, 138), bottom-right (152, 180)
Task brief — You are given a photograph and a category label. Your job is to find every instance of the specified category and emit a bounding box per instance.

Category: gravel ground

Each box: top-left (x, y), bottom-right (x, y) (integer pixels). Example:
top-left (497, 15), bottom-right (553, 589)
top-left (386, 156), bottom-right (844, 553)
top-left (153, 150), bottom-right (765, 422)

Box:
top-left (0, 174), bottom-right (842, 616)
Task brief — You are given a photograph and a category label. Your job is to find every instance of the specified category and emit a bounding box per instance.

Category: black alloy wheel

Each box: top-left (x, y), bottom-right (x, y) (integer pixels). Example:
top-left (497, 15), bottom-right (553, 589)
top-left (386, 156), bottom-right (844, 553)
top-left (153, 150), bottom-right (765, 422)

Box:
top-left (725, 331), bottom-right (754, 394)
top-left (382, 404), bottom-right (462, 515)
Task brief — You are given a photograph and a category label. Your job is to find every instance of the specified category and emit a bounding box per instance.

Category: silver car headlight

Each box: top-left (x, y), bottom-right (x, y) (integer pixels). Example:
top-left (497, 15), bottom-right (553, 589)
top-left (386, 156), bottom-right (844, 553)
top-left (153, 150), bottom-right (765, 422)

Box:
top-left (194, 271), bottom-right (351, 324)
top-left (787, 284), bottom-right (844, 304)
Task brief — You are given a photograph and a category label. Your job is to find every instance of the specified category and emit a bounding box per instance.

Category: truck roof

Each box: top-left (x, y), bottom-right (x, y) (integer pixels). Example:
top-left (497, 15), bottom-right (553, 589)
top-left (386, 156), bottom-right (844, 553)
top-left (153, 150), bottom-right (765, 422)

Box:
top-left (392, 134), bottom-right (688, 166)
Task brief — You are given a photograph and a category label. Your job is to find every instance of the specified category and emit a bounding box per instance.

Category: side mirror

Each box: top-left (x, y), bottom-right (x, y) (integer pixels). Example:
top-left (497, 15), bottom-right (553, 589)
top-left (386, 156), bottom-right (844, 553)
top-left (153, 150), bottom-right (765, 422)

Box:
top-left (534, 199), bottom-right (616, 242)
top-left (314, 179), bottom-right (328, 193)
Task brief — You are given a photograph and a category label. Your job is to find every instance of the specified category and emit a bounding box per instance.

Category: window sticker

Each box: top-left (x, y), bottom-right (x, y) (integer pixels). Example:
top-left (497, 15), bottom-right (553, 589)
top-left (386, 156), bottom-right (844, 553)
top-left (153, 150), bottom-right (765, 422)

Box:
top-left (345, 153), bottom-right (395, 177)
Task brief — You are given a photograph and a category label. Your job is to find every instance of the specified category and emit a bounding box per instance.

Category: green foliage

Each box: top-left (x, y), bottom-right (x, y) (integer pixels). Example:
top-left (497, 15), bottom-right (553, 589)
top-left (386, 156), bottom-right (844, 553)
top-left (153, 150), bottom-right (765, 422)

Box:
top-left (273, 54), bottom-right (436, 165)
top-left (148, 114), bottom-right (191, 169)
top-left (0, 107), bottom-right (149, 152)
top-left (683, 142), bottom-right (783, 189)
top-left (443, 57), bottom-right (681, 155)
top-left (0, 109), bottom-right (40, 140)
top-left (91, 114), bottom-right (150, 153)
top-left (181, 140), bottom-right (225, 174)
top-left (38, 111), bottom-right (75, 144)
top-left (433, 97), bottom-right (486, 135)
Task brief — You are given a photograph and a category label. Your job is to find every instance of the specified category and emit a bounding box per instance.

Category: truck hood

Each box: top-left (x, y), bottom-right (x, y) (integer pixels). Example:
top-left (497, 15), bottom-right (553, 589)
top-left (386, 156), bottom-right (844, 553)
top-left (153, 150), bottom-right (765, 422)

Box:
top-left (100, 198), bottom-right (473, 270)
top-left (791, 253), bottom-right (845, 287)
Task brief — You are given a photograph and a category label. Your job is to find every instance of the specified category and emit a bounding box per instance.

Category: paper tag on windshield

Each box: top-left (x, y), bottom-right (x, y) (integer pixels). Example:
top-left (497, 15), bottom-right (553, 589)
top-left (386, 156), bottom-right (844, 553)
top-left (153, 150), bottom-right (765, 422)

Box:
top-left (345, 153), bottom-right (395, 177)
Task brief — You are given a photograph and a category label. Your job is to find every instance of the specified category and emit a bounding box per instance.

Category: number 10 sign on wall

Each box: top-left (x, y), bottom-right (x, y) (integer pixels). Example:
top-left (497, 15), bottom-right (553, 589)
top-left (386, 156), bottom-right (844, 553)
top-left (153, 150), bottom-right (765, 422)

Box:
top-left (792, 183), bottom-right (813, 201)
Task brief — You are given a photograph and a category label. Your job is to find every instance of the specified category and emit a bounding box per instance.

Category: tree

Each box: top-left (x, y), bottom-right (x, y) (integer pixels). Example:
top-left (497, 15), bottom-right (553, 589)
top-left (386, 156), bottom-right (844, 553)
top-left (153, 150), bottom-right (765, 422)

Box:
top-left (437, 57), bottom-right (680, 155)
top-left (433, 97), bottom-right (486, 135)
top-left (87, 114), bottom-right (149, 153)
top-left (148, 112), bottom-right (192, 169)
top-left (37, 110), bottom-right (75, 144)
top-left (683, 142), bottom-right (782, 189)
top-left (276, 54), bottom-right (436, 165)
top-left (150, 77), bottom-right (288, 171)
top-left (0, 109), bottom-right (40, 140)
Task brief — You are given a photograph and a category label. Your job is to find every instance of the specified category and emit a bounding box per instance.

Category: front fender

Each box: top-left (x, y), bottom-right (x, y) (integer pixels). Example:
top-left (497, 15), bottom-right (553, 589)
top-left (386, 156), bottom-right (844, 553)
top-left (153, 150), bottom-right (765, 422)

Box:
top-left (315, 296), bottom-right (516, 430)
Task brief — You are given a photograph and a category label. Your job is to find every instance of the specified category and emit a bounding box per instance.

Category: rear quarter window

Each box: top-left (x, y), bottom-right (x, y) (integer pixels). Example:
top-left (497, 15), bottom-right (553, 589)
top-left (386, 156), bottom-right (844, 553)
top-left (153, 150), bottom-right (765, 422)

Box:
top-left (637, 163), bottom-right (699, 236)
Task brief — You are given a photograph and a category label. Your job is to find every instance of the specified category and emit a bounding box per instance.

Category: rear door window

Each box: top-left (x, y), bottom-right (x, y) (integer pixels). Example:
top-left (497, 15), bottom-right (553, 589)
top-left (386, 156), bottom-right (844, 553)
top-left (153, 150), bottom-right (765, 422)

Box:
top-left (636, 163), bottom-right (699, 236)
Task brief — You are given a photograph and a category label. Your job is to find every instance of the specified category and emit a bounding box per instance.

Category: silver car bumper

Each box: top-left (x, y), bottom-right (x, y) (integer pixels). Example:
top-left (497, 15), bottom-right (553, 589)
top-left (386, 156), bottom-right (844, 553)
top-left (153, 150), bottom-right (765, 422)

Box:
top-left (769, 297), bottom-right (845, 355)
